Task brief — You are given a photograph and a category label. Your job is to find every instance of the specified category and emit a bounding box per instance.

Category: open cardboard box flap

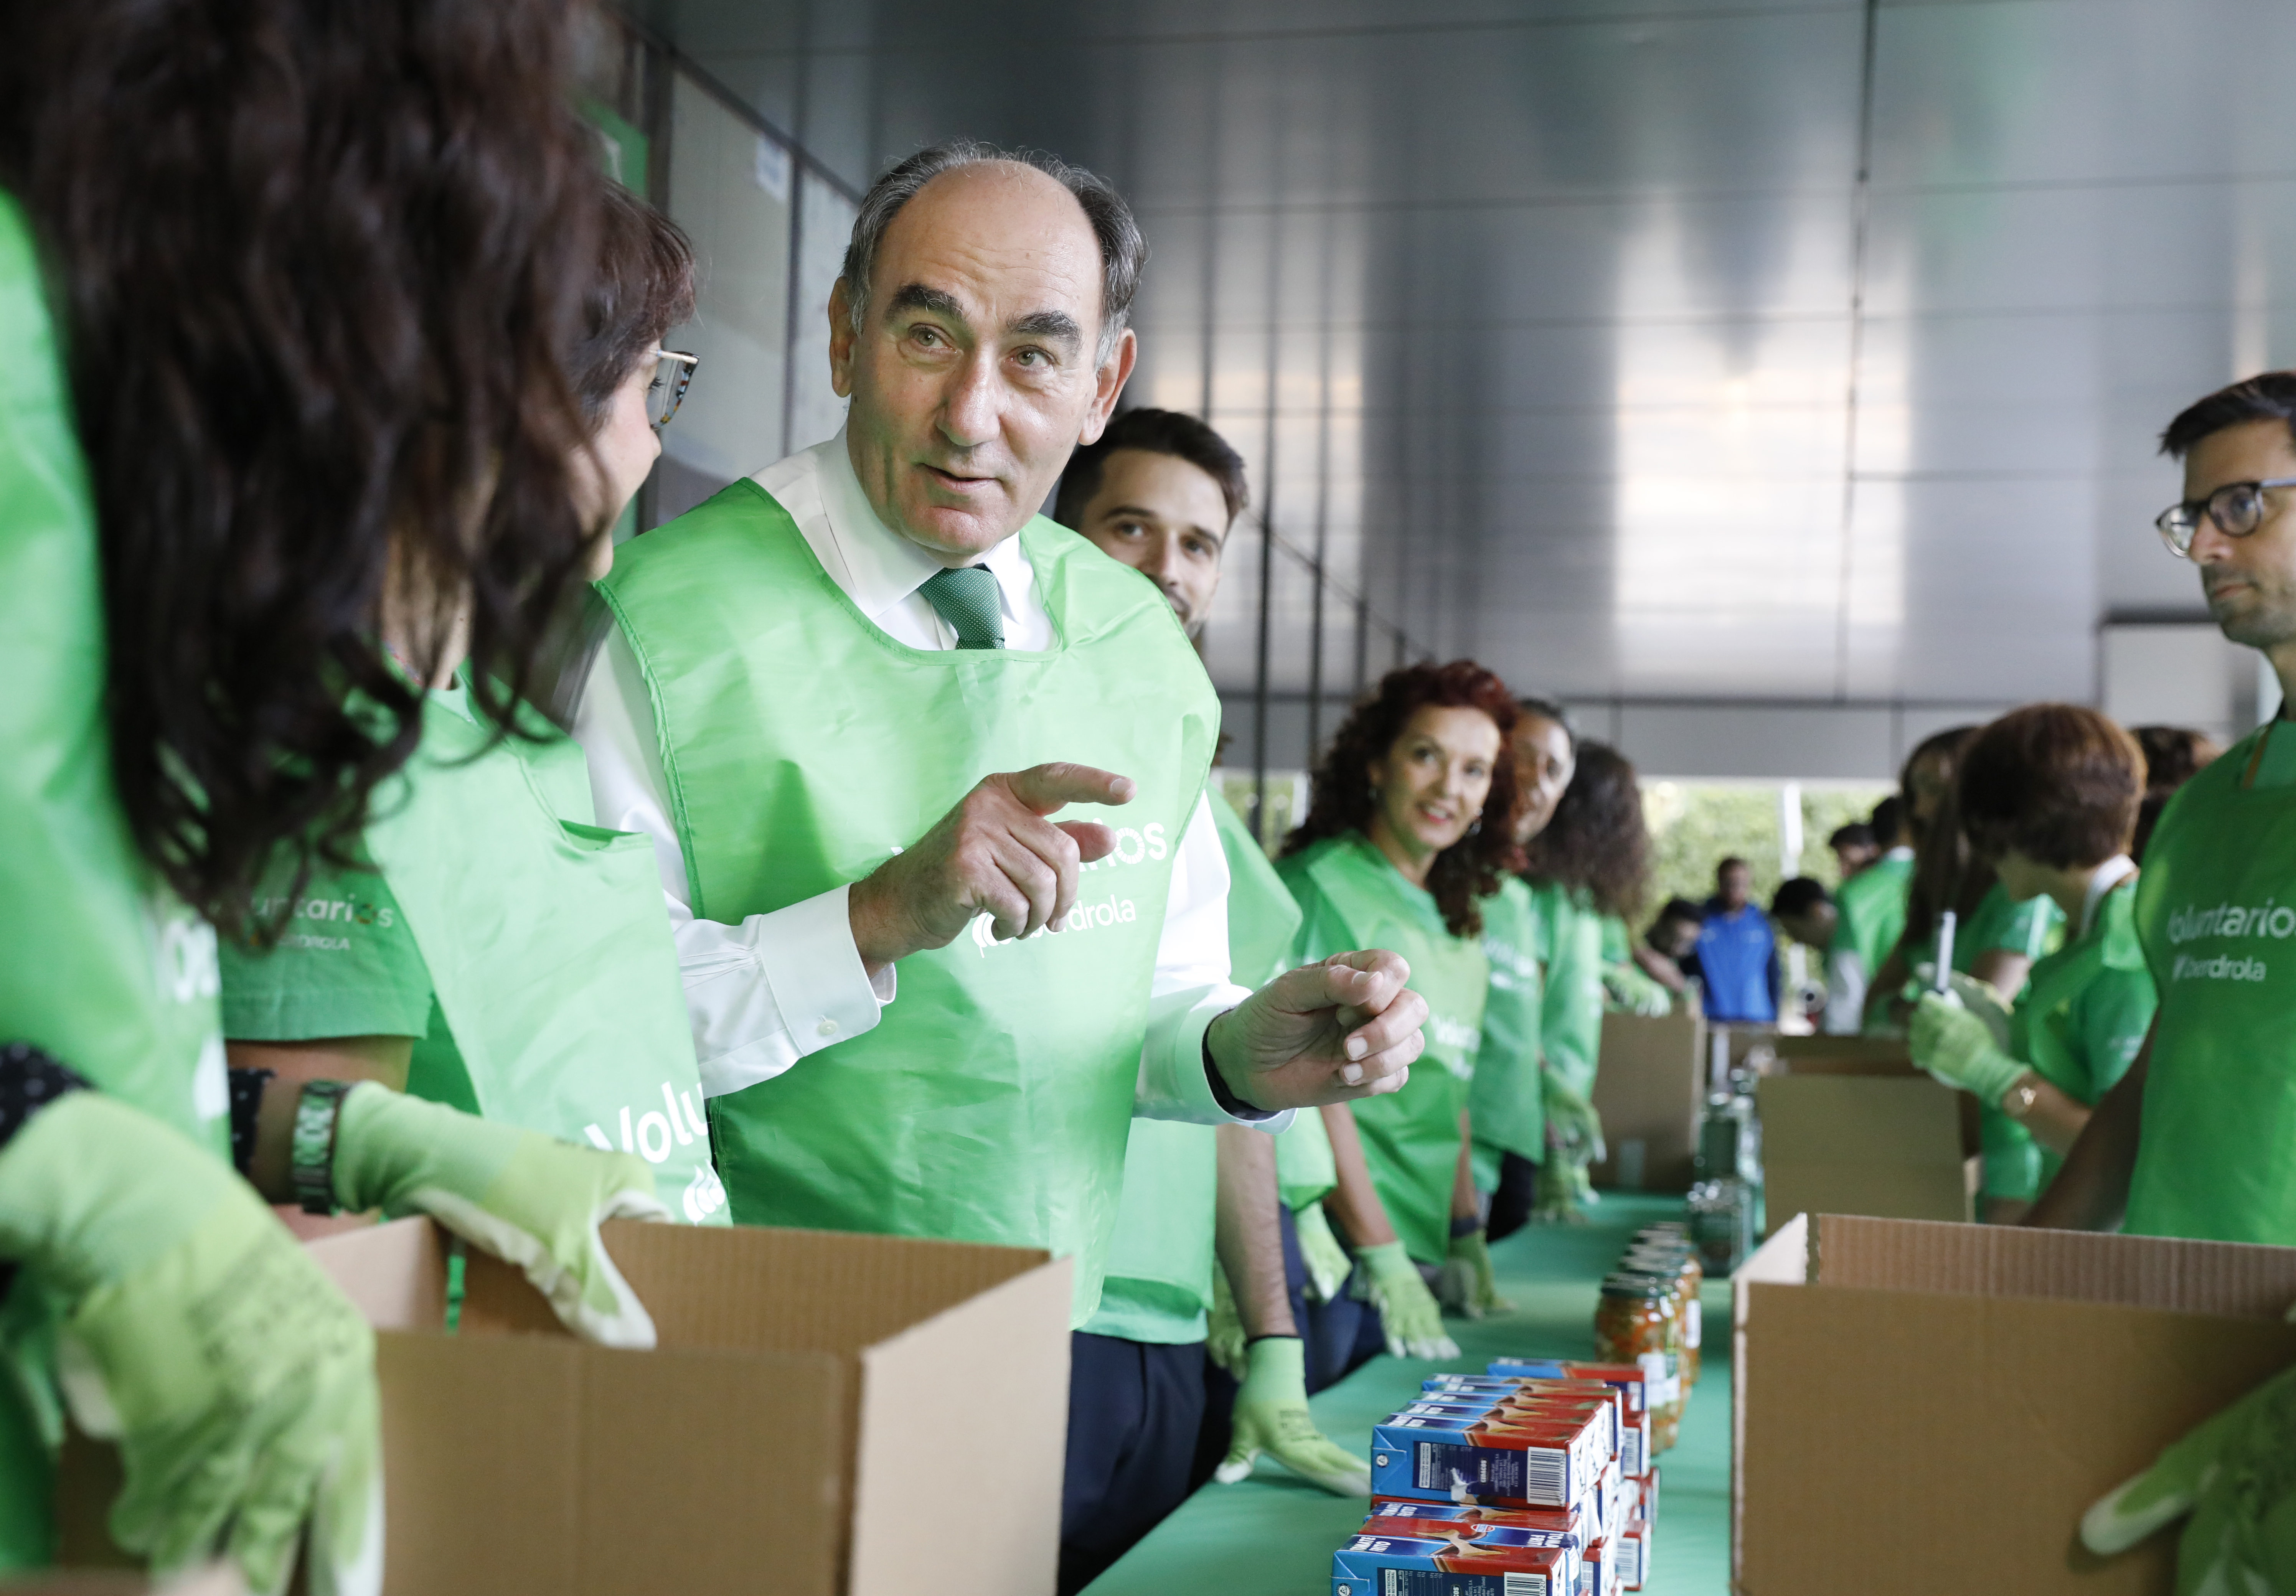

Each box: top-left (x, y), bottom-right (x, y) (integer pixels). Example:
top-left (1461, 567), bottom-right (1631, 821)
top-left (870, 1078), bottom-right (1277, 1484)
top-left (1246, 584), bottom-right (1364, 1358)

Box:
top-left (1733, 1213), bottom-right (2296, 1595)
top-left (61, 1218), bottom-right (1071, 1596)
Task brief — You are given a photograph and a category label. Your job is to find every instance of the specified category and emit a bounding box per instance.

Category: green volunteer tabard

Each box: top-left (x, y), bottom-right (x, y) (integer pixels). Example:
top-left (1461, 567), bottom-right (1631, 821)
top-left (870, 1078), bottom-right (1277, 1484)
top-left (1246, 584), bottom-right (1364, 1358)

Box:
top-left (1468, 874), bottom-right (1546, 1192)
top-left (0, 191), bottom-right (230, 1566)
top-left (220, 685), bottom-right (727, 1223)
top-left (2000, 874), bottom-right (2153, 1202)
top-left (2128, 724), bottom-right (2296, 1244)
top-left (600, 481), bottom-right (1219, 1324)
top-left (1278, 833), bottom-right (1489, 1267)
top-left (1083, 785), bottom-right (1306, 1343)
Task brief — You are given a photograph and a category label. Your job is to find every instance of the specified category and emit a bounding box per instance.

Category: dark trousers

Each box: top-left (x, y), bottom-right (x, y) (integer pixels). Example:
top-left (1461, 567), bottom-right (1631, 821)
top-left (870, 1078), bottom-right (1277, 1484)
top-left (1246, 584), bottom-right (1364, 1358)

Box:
top-left (1060, 1332), bottom-right (1207, 1595)
top-left (1275, 1202), bottom-right (1386, 1395)
top-left (1487, 1149), bottom-right (1540, 1242)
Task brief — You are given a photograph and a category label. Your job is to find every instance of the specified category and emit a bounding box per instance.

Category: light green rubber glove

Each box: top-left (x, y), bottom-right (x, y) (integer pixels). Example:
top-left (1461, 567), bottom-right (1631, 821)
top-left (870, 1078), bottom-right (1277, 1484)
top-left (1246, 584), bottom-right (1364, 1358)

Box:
top-left (1435, 1225), bottom-right (1513, 1319)
top-left (1540, 1067), bottom-right (1607, 1167)
top-left (1908, 994), bottom-right (2028, 1105)
top-left (1293, 1200), bottom-right (1353, 1305)
top-left (2082, 1362), bottom-right (2296, 1593)
top-left (1602, 963), bottom-right (1673, 1017)
top-left (0, 1092), bottom-right (380, 1596)
top-left (331, 1083), bottom-right (669, 1348)
top-left (1214, 1336), bottom-right (1371, 1494)
top-left (1204, 1263), bottom-right (1248, 1380)
top-left (1352, 1240), bottom-right (1459, 1360)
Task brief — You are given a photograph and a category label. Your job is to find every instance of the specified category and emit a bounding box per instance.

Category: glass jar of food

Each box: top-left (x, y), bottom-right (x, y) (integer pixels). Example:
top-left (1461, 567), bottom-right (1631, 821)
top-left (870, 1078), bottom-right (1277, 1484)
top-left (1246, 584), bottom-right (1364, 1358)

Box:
top-left (1592, 1273), bottom-right (1682, 1452)
top-left (1620, 1243), bottom-right (1704, 1387)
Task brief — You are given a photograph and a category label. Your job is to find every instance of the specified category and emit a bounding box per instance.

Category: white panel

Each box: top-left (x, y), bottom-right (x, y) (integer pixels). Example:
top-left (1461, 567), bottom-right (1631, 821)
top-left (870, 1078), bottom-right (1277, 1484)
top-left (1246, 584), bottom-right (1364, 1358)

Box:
top-left (2098, 623), bottom-right (2255, 747)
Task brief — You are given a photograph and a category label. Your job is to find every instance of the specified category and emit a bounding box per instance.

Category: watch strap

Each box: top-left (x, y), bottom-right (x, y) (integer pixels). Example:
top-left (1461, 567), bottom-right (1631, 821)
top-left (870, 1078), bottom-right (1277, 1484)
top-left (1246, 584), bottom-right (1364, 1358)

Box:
top-left (290, 1080), bottom-right (353, 1215)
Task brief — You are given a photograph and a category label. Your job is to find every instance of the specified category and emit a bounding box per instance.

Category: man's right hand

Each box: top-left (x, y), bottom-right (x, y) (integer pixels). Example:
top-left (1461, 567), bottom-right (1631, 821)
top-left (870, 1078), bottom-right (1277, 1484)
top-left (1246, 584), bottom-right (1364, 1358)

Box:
top-left (847, 763), bottom-right (1135, 974)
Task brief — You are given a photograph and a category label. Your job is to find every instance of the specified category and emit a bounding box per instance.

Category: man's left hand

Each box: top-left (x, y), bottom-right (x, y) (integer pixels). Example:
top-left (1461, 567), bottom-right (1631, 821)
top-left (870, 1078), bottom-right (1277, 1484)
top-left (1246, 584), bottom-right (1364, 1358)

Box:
top-left (1205, 950), bottom-right (1426, 1111)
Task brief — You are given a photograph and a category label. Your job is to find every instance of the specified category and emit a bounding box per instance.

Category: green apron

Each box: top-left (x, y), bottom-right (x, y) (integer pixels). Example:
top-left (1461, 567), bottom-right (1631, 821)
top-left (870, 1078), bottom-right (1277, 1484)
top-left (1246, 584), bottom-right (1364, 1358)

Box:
top-left (2127, 724), bottom-right (2296, 1243)
top-left (1897, 881), bottom-right (2062, 1197)
top-left (599, 482), bottom-right (1219, 1324)
top-left (0, 192), bottom-right (229, 1566)
top-left (1536, 880), bottom-right (1606, 1102)
top-left (1469, 875), bottom-right (1546, 1190)
top-left (1278, 834), bottom-right (1488, 1266)
top-left (363, 690), bottom-right (726, 1223)
top-left (1828, 849), bottom-right (1913, 1011)
top-left (1082, 785), bottom-right (1304, 1345)
top-left (1998, 874), bottom-right (2153, 1201)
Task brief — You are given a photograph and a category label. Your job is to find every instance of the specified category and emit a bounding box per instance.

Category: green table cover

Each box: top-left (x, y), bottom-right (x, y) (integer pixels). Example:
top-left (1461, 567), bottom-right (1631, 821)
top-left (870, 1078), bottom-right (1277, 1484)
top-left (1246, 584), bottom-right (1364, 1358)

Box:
top-left (1084, 1192), bottom-right (1731, 1595)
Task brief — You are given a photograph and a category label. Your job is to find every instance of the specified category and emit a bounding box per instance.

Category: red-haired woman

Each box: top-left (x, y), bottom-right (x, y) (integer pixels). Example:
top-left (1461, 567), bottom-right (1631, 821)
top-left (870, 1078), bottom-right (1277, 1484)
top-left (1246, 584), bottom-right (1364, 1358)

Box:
top-left (1276, 661), bottom-right (1523, 1370)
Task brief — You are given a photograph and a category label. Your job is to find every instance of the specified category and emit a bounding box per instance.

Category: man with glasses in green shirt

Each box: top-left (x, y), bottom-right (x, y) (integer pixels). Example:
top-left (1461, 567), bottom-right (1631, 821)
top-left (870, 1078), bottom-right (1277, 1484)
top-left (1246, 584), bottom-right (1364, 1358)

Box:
top-left (2032, 372), bottom-right (2296, 1245)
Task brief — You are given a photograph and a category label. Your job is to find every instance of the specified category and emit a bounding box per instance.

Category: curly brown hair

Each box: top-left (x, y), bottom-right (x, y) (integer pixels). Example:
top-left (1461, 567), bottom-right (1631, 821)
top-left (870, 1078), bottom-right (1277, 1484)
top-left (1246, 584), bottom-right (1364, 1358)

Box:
top-left (0, 0), bottom-right (602, 932)
top-left (1521, 740), bottom-right (1650, 921)
top-left (1285, 660), bottom-right (1523, 938)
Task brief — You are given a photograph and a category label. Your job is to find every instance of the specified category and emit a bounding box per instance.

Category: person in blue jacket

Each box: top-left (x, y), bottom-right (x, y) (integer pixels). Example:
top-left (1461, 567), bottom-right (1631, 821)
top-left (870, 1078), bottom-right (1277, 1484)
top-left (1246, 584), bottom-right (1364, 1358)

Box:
top-left (1695, 857), bottom-right (1779, 1022)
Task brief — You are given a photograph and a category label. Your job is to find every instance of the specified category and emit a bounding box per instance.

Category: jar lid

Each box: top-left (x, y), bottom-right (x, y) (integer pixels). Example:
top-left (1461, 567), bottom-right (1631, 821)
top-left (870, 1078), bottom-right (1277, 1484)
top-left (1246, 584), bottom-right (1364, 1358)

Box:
top-left (1599, 1272), bottom-right (1673, 1300)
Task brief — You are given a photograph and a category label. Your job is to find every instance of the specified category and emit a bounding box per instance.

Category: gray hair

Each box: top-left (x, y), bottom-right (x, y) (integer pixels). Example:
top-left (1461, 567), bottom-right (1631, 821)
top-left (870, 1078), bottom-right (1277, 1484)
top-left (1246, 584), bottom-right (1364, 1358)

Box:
top-left (840, 140), bottom-right (1146, 366)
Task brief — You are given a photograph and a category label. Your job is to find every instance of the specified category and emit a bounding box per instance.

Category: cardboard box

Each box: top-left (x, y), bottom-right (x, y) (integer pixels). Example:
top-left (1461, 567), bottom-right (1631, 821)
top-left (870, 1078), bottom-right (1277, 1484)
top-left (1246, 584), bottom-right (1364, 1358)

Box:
top-left (1769, 1034), bottom-right (1914, 1072)
top-left (1755, 1073), bottom-right (1979, 1232)
top-left (1733, 1213), bottom-right (2296, 1594)
top-left (1592, 1009), bottom-right (1707, 1191)
top-left (61, 1217), bottom-right (1071, 1596)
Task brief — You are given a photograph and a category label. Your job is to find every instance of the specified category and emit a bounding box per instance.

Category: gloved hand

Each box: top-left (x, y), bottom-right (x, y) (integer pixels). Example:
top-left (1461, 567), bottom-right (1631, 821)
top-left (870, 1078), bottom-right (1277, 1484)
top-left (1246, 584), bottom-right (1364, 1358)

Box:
top-left (1213, 1336), bottom-right (1371, 1495)
top-left (1352, 1240), bottom-right (1459, 1360)
top-left (1293, 1200), bottom-right (1353, 1305)
top-left (331, 1083), bottom-right (668, 1348)
top-left (0, 1091), bottom-right (380, 1596)
top-left (1539, 1068), bottom-right (1607, 1167)
top-left (1904, 967), bottom-right (2015, 1049)
top-left (1531, 1150), bottom-right (1595, 1225)
top-left (1435, 1225), bottom-right (1513, 1319)
top-left (1908, 994), bottom-right (2029, 1106)
top-left (2081, 1362), bottom-right (2296, 1593)
top-left (1204, 1263), bottom-right (1248, 1380)
top-left (1602, 964), bottom-right (1673, 1017)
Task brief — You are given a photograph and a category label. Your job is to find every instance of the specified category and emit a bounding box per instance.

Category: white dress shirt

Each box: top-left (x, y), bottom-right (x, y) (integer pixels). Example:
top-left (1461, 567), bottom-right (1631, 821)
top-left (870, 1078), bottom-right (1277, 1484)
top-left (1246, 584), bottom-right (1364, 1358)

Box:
top-left (575, 431), bottom-right (1281, 1129)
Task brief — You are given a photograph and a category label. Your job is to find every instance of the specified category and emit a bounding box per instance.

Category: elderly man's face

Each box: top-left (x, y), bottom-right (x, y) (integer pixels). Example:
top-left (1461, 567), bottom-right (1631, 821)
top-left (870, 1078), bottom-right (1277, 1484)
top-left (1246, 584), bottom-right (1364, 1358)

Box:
top-left (830, 162), bottom-right (1137, 561)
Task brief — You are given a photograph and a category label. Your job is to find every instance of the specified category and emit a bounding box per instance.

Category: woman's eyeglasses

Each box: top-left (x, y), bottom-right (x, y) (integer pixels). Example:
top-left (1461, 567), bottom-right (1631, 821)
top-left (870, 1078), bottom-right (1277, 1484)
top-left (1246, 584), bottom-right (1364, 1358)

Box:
top-left (650, 349), bottom-right (699, 430)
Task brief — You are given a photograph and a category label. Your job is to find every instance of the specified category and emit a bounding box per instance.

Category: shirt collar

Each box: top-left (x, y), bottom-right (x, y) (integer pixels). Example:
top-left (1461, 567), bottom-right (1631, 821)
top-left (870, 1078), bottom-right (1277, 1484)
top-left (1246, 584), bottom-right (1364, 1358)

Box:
top-left (814, 428), bottom-right (1033, 627)
top-left (2079, 854), bottom-right (2136, 938)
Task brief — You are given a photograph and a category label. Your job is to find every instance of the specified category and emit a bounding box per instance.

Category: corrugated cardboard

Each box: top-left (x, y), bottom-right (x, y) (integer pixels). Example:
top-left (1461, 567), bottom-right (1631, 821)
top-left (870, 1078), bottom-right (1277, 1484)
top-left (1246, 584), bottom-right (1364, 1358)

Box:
top-left (1591, 1010), bottom-right (1707, 1192)
top-left (1733, 1213), bottom-right (2296, 1594)
top-left (1768, 1034), bottom-right (1914, 1072)
top-left (1755, 1073), bottom-right (1978, 1232)
top-left (60, 1218), bottom-right (1071, 1595)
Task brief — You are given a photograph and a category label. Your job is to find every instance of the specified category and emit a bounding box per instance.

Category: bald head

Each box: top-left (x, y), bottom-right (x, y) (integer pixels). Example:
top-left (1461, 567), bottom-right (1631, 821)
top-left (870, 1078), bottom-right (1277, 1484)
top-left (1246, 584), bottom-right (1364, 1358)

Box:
top-left (830, 155), bottom-right (1139, 562)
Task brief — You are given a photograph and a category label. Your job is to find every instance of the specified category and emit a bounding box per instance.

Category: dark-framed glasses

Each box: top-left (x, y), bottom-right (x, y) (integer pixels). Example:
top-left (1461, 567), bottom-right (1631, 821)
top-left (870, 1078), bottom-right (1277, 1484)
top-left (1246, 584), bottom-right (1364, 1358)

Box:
top-left (650, 348), bottom-right (699, 430)
top-left (2156, 477), bottom-right (2296, 559)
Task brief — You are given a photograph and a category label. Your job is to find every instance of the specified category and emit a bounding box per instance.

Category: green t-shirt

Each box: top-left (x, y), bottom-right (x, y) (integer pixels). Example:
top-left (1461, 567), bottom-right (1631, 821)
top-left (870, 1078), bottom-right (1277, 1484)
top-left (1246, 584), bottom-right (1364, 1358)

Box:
top-left (219, 681), bottom-right (490, 1115)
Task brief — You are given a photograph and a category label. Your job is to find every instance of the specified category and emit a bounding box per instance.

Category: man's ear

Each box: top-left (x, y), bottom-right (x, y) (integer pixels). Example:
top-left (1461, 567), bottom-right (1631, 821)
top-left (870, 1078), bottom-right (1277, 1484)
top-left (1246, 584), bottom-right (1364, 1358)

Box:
top-left (1076, 327), bottom-right (1138, 447)
top-left (828, 279), bottom-right (858, 400)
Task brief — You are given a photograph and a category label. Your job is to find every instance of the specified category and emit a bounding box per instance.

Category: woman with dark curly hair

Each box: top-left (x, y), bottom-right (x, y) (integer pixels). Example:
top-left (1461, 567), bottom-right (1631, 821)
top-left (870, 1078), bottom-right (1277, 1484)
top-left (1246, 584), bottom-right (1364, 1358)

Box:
top-left (0, 4), bottom-right (674, 1584)
top-left (1276, 661), bottom-right (1522, 1367)
top-left (1506, 741), bottom-right (1652, 1227)
top-left (217, 183), bottom-right (729, 1231)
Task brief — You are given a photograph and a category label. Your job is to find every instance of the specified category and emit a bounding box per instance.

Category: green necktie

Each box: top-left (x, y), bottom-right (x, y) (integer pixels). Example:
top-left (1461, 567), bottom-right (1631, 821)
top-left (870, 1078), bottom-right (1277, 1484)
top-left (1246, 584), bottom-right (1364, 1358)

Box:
top-left (918, 565), bottom-right (1004, 650)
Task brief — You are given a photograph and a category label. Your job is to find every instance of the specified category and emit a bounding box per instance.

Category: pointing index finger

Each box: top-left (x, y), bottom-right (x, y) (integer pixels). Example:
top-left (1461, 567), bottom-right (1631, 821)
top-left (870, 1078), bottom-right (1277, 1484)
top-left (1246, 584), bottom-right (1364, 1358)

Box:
top-left (1006, 763), bottom-right (1136, 816)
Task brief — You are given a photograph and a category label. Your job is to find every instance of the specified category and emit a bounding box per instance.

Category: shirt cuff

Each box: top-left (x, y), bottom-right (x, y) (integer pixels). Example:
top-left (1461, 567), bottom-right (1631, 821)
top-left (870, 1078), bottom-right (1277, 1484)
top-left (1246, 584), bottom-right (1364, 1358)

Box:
top-left (1135, 984), bottom-right (1294, 1132)
top-left (689, 885), bottom-right (891, 1098)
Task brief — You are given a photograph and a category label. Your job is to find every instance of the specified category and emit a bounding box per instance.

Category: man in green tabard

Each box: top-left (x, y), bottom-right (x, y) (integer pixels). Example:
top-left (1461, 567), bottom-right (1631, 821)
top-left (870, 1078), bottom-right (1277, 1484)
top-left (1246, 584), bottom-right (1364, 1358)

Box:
top-left (1050, 407), bottom-right (1367, 1590)
top-left (576, 135), bottom-right (1425, 1472)
top-left (2032, 372), bottom-right (2296, 1247)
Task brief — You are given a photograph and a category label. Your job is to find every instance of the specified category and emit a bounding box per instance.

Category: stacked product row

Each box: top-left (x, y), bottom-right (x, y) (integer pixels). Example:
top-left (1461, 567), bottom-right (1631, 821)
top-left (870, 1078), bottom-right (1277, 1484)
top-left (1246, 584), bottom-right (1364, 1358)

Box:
top-left (1332, 1357), bottom-right (1661, 1596)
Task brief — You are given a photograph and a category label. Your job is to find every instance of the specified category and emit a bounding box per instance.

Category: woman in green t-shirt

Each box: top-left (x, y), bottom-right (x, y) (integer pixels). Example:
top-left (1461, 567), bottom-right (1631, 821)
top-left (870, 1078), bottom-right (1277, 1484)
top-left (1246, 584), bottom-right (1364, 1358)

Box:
top-left (219, 188), bottom-right (731, 1230)
top-left (1277, 661), bottom-right (1526, 1366)
top-left (1508, 742), bottom-right (1655, 1227)
top-left (1909, 706), bottom-right (2155, 1223)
